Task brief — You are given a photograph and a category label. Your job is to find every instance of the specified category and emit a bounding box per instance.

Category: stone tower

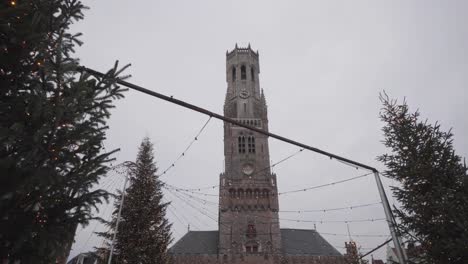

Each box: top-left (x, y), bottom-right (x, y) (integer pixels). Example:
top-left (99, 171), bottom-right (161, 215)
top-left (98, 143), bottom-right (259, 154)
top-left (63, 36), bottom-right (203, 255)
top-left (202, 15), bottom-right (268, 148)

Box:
top-left (169, 45), bottom-right (344, 264)
top-left (218, 44), bottom-right (281, 259)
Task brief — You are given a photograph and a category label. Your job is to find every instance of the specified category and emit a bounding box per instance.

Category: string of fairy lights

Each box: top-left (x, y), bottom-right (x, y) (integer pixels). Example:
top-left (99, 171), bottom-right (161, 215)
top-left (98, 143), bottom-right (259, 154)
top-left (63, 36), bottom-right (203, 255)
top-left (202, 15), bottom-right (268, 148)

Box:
top-left (72, 115), bottom-right (215, 252)
top-left (163, 170), bottom-right (374, 198)
top-left (154, 127), bottom-right (390, 256)
top-left (64, 116), bottom-right (393, 260)
top-left (159, 116), bottom-right (212, 177)
top-left (161, 187), bottom-right (384, 216)
top-left (164, 180), bottom-right (390, 252)
top-left (163, 147), bottom-right (305, 192)
top-left (74, 124), bottom-right (390, 257)
top-left (163, 188), bottom-right (385, 216)
top-left (171, 184), bottom-right (387, 226)
top-left (60, 74), bottom-right (392, 260)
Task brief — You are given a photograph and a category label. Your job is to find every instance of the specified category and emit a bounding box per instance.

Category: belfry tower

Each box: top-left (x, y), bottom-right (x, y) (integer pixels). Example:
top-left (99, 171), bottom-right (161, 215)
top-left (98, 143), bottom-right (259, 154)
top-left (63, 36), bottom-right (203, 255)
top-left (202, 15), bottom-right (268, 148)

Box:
top-left (218, 44), bottom-right (281, 257)
top-left (169, 45), bottom-right (343, 264)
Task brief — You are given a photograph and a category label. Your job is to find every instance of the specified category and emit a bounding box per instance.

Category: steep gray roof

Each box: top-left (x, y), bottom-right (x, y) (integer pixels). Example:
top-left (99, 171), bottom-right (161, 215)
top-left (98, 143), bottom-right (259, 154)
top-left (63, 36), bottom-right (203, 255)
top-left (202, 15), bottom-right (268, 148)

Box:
top-left (281, 229), bottom-right (341, 256)
top-left (170, 230), bottom-right (219, 254)
top-left (169, 229), bottom-right (341, 256)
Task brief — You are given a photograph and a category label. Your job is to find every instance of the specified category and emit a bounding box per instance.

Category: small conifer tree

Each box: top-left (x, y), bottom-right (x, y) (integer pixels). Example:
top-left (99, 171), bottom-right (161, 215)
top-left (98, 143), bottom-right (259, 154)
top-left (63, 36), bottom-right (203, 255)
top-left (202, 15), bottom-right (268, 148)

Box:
top-left (103, 138), bottom-right (172, 264)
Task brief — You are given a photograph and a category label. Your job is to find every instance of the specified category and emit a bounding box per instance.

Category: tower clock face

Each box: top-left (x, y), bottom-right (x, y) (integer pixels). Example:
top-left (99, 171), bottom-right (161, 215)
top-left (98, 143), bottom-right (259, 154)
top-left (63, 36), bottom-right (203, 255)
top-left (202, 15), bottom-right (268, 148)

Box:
top-left (242, 164), bottom-right (255, 176)
top-left (239, 89), bottom-right (249, 99)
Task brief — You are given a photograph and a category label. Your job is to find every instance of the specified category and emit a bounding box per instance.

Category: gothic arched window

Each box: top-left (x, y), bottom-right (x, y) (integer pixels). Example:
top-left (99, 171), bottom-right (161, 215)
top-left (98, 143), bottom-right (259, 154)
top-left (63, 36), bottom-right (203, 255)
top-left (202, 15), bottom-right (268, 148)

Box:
top-left (245, 239), bottom-right (259, 254)
top-left (241, 65), bottom-right (247, 80)
top-left (229, 188), bottom-right (235, 198)
top-left (266, 241), bottom-right (272, 252)
top-left (248, 136), bottom-right (256, 153)
top-left (238, 136), bottom-right (246, 153)
top-left (232, 67), bottom-right (236, 82)
top-left (251, 67), bottom-right (255, 81)
top-left (237, 188), bottom-right (244, 198)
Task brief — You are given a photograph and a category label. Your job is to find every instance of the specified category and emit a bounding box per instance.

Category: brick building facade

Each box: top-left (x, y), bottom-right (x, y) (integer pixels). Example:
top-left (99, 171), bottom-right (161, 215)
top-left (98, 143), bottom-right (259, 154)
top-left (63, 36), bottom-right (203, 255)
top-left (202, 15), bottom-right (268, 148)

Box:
top-left (169, 45), bottom-right (345, 264)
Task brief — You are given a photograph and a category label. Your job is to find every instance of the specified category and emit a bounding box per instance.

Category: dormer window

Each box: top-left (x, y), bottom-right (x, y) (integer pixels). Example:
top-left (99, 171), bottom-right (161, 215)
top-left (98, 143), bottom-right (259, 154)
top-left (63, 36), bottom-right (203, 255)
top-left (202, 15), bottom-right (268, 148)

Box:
top-left (241, 65), bottom-right (247, 80)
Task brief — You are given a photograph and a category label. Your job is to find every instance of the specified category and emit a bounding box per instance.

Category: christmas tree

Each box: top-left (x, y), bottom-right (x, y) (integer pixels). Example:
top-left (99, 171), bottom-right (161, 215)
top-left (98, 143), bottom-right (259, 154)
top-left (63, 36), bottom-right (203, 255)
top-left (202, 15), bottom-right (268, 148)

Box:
top-left (104, 138), bottom-right (172, 264)
top-left (378, 93), bottom-right (468, 264)
top-left (0, 0), bottom-right (127, 262)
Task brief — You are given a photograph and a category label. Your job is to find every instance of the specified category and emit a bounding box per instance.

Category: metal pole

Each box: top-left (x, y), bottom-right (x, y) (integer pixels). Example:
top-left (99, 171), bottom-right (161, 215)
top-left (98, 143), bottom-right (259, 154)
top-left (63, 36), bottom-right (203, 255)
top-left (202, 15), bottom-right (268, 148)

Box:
top-left (373, 171), bottom-right (408, 264)
top-left (360, 238), bottom-right (393, 259)
top-left (79, 66), bottom-right (376, 172)
top-left (108, 172), bottom-right (129, 264)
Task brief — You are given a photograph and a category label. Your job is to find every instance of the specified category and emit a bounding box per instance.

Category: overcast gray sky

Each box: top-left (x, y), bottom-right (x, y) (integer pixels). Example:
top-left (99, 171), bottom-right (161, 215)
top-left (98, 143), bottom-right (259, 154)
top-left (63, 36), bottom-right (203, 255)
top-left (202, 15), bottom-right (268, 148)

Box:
top-left (69, 0), bottom-right (468, 261)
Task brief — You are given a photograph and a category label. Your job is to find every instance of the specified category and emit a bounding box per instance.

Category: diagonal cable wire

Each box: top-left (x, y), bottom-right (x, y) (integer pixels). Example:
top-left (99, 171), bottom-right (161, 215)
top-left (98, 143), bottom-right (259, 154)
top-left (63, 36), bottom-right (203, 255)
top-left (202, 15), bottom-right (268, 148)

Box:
top-left (163, 197), bottom-right (200, 231)
top-left (270, 148), bottom-right (304, 169)
top-left (168, 185), bottom-right (386, 224)
top-left (162, 189), bottom-right (382, 216)
top-left (278, 172), bottom-right (373, 195)
top-left (165, 148), bottom-right (305, 192)
top-left (160, 116), bottom-right (212, 177)
top-left (167, 171), bottom-right (373, 198)
top-left (278, 217), bottom-right (386, 224)
top-left (360, 237), bottom-right (393, 259)
top-left (320, 232), bottom-right (390, 238)
top-left (279, 202), bottom-right (382, 213)
top-left (165, 189), bottom-right (208, 230)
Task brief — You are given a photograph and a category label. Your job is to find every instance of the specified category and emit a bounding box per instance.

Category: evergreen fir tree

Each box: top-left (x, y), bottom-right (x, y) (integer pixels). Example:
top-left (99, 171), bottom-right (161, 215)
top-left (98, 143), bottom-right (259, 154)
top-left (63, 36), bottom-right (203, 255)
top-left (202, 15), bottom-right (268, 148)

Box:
top-left (0, 0), bottom-right (128, 262)
top-left (378, 93), bottom-right (468, 264)
top-left (110, 137), bottom-right (172, 264)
